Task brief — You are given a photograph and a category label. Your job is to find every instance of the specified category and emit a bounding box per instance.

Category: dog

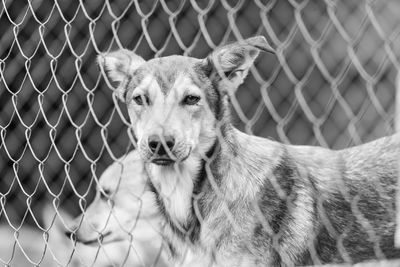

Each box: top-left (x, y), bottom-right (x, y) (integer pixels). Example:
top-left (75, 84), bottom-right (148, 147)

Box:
top-left (65, 150), bottom-right (171, 267)
top-left (45, 202), bottom-right (161, 267)
top-left (98, 36), bottom-right (400, 266)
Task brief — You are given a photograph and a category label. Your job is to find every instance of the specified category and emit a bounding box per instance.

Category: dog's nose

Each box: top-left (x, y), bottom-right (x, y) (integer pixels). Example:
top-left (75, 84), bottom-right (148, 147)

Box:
top-left (148, 135), bottom-right (175, 156)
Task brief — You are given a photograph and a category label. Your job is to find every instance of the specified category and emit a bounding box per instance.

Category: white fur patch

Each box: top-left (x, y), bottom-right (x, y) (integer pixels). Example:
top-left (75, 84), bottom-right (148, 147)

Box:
top-left (148, 156), bottom-right (201, 225)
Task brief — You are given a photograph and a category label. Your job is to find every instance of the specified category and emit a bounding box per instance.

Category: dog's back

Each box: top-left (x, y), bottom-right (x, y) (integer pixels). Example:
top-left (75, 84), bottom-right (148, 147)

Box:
top-left (286, 134), bottom-right (400, 264)
top-left (223, 132), bottom-right (400, 265)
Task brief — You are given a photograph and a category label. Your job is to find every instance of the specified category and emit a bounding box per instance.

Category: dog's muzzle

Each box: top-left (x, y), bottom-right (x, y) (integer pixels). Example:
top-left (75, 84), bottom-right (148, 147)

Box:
top-left (147, 134), bottom-right (176, 166)
top-left (65, 230), bottom-right (112, 246)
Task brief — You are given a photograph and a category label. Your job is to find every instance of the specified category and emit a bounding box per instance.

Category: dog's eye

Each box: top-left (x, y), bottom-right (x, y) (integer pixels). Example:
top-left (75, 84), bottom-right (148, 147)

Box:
top-left (100, 189), bottom-right (111, 200)
top-left (182, 95), bottom-right (200, 105)
top-left (133, 95), bottom-right (150, 106)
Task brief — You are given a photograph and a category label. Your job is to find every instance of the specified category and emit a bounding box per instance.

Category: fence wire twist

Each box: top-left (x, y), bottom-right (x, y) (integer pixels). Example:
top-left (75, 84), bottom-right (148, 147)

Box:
top-left (0, 0), bottom-right (399, 266)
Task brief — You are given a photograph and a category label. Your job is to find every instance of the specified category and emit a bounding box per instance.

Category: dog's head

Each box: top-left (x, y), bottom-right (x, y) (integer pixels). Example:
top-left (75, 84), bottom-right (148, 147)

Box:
top-left (66, 151), bottom-right (161, 246)
top-left (99, 36), bottom-right (273, 166)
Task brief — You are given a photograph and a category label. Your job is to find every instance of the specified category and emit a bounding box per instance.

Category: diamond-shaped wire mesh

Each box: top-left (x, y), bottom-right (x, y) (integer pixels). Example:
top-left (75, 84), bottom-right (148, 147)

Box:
top-left (0, 0), bottom-right (399, 266)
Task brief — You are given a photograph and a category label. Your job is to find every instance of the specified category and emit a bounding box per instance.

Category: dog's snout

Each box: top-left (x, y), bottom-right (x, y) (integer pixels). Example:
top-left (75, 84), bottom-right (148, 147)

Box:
top-left (148, 135), bottom-right (175, 155)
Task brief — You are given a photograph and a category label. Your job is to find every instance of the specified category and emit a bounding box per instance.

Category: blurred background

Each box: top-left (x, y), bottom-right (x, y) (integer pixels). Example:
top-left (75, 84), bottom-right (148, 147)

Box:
top-left (0, 0), bottom-right (399, 249)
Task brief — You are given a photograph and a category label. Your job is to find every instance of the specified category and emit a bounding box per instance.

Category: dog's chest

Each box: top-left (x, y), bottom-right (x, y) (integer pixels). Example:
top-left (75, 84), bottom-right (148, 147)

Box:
top-left (149, 165), bottom-right (194, 224)
top-left (147, 160), bottom-right (219, 258)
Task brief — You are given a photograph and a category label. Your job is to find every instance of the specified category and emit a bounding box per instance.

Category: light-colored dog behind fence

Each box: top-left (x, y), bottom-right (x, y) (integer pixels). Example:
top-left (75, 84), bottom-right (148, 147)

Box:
top-left (98, 36), bottom-right (400, 267)
top-left (0, 204), bottom-right (153, 267)
top-left (65, 150), bottom-right (170, 267)
top-left (0, 151), bottom-right (170, 267)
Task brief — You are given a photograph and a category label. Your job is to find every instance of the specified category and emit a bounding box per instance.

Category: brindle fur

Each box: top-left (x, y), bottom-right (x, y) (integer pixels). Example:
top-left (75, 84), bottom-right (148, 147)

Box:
top-left (99, 36), bottom-right (400, 266)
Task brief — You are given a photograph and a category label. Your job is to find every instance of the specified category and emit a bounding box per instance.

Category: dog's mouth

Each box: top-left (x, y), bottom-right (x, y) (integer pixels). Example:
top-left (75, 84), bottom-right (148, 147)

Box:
top-left (151, 157), bottom-right (175, 166)
top-left (77, 231), bottom-right (112, 246)
top-left (150, 148), bottom-right (191, 166)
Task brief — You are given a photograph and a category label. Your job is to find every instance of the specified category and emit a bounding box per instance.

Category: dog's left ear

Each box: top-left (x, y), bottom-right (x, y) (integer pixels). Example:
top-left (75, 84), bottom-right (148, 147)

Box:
top-left (203, 36), bottom-right (274, 91)
top-left (97, 49), bottom-right (145, 101)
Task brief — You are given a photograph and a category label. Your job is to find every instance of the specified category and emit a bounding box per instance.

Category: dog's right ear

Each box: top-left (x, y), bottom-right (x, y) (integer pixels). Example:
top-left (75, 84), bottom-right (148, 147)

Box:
top-left (202, 36), bottom-right (274, 94)
top-left (97, 49), bottom-right (145, 101)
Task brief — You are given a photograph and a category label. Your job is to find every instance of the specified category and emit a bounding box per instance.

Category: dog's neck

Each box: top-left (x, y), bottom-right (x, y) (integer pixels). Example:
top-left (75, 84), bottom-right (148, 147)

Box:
top-left (147, 156), bottom-right (201, 226)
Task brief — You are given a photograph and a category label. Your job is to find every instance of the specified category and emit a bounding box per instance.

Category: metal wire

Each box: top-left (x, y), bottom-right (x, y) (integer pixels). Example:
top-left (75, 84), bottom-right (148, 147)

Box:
top-left (0, 0), bottom-right (399, 266)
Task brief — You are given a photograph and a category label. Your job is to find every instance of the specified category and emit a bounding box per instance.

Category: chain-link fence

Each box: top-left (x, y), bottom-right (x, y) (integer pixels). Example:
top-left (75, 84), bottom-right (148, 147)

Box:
top-left (0, 0), bottom-right (399, 266)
